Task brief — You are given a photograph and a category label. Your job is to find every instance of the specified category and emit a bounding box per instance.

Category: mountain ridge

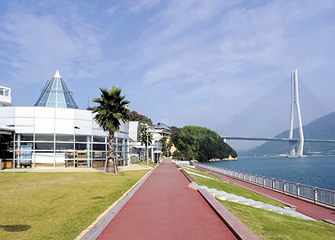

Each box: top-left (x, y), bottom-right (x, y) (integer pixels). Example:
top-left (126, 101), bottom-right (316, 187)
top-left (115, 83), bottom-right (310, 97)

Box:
top-left (241, 112), bottom-right (335, 156)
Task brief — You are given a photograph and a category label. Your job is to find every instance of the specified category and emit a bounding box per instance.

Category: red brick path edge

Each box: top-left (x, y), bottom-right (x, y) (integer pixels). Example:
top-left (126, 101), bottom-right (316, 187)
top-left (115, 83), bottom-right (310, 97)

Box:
top-left (197, 166), bottom-right (335, 223)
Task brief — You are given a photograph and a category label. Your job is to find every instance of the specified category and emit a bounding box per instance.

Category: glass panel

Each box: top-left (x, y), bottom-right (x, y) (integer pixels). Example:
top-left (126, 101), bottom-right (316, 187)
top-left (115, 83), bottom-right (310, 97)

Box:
top-left (56, 135), bottom-right (73, 142)
top-left (56, 143), bottom-right (74, 150)
top-left (52, 79), bottom-right (57, 89)
top-left (93, 144), bottom-right (106, 151)
top-left (57, 79), bottom-right (63, 90)
top-left (75, 135), bottom-right (88, 142)
top-left (41, 91), bottom-right (50, 102)
top-left (93, 136), bottom-right (105, 142)
top-left (93, 160), bottom-right (105, 167)
top-left (92, 152), bottom-right (106, 159)
top-left (58, 103), bottom-right (66, 108)
top-left (61, 80), bottom-right (69, 91)
top-left (46, 102), bottom-right (56, 107)
top-left (18, 134), bottom-right (33, 141)
top-left (35, 143), bottom-right (54, 150)
top-left (64, 93), bottom-right (72, 104)
top-left (35, 134), bottom-right (54, 141)
top-left (57, 92), bottom-right (65, 103)
top-left (49, 92), bottom-right (56, 102)
top-left (75, 143), bottom-right (87, 150)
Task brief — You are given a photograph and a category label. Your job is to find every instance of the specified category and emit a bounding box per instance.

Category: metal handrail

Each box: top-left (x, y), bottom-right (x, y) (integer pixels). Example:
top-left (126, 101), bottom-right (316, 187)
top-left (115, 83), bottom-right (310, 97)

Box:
top-left (195, 163), bottom-right (335, 207)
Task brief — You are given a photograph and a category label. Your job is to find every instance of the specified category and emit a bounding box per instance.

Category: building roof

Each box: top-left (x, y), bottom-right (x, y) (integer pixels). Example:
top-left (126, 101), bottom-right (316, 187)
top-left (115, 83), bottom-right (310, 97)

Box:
top-left (34, 70), bottom-right (79, 109)
top-left (154, 122), bottom-right (171, 131)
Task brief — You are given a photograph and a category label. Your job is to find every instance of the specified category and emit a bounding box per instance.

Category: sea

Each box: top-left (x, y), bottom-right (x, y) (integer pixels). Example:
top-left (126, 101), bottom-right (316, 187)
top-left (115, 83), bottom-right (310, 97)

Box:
top-left (203, 155), bottom-right (335, 191)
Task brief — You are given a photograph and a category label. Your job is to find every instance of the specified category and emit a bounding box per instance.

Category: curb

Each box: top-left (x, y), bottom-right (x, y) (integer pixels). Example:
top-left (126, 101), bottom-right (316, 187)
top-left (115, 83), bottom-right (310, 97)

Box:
top-left (75, 164), bottom-right (159, 240)
top-left (233, 182), bottom-right (296, 210)
top-left (198, 189), bottom-right (260, 240)
top-left (176, 165), bottom-right (260, 239)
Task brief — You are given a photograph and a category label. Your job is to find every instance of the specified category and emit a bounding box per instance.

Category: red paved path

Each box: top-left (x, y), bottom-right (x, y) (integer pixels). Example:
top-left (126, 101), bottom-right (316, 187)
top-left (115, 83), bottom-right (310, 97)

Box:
top-left (98, 160), bottom-right (237, 240)
top-left (198, 167), bottom-right (335, 221)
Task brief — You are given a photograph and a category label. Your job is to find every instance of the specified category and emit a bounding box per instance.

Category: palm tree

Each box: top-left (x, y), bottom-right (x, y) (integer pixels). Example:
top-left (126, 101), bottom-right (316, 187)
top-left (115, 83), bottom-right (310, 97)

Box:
top-left (92, 87), bottom-right (130, 174)
top-left (140, 127), bottom-right (153, 165)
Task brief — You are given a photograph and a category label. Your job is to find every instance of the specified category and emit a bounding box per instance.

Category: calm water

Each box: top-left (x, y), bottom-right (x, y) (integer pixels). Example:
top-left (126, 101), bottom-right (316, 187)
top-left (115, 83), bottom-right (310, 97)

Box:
top-left (204, 156), bottom-right (335, 191)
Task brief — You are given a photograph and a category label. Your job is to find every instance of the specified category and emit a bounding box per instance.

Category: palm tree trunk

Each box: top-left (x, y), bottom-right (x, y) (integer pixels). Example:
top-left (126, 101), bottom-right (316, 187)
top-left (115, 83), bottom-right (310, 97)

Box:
top-left (106, 131), bottom-right (118, 174)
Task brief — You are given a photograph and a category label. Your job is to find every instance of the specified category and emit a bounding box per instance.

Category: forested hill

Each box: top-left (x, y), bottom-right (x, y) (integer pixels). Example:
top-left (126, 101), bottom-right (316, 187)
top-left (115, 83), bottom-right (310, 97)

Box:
top-left (243, 112), bottom-right (335, 156)
top-left (171, 126), bottom-right (237, 162)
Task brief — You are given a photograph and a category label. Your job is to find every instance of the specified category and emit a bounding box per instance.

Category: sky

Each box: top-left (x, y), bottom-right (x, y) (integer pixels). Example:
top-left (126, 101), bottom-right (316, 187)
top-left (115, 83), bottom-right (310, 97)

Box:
top-left (0, 0), bottom-right (334, 150)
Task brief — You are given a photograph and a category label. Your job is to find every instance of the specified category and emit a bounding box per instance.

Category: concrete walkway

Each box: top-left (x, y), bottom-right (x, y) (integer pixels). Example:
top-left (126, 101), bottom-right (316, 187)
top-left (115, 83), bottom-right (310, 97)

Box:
top-left (198, 166), bottom-right (335, 222)
top-left (98, 160), bottom-right (238, 240)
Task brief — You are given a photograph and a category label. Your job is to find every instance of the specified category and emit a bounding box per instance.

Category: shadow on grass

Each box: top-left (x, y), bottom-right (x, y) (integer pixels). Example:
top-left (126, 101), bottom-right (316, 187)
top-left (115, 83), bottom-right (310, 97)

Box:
top-left (0, 225), bottom-right (31, 232)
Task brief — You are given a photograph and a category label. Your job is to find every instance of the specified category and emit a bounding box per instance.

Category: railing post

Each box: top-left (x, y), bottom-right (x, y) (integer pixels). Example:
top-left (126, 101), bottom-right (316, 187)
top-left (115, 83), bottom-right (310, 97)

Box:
top-left (297, 184), bottom-right (300, 198)
top-left (314, 187), bottom-right (318, 203)
top-left (283, 181), bottom-right (286, 193)
top-left (272, 178), bottom-right (275, 189)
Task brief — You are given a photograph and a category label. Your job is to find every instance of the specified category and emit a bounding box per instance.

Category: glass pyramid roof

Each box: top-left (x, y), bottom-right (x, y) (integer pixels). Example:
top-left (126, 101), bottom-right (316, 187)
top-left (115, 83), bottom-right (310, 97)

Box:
top-left (34, 70), bottom-right (79, 109)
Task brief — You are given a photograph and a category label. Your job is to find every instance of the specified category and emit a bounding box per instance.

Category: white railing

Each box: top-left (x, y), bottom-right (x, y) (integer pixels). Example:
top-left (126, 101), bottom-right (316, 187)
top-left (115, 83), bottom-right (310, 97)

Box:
top-left (195, 163), bottom-right (335, 207)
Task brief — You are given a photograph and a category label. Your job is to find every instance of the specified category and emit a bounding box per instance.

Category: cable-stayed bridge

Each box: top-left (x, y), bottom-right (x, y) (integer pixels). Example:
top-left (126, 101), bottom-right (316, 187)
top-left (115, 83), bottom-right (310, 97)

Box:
top-left (217, 70), bottom-right (335, 158)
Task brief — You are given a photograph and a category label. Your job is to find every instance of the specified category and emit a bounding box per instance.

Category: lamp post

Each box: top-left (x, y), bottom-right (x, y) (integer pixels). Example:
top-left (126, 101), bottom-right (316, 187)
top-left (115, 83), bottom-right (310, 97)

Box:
top-left (146, 125), bottom-right (149, 167)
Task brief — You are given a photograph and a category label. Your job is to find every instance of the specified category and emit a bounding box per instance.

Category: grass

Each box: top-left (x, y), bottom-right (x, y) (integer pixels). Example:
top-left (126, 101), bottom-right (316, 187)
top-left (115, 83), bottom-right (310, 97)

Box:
top-left (0, 170), bottom-right (149, 240)
top-left (188, 169), bottom-right (285, 207)
top-left (183, 167), bottom-right (335, 240)
top-left (135, 161), bottom-right (157, 168)
top-left (221, 201), bottom-right (335, 240)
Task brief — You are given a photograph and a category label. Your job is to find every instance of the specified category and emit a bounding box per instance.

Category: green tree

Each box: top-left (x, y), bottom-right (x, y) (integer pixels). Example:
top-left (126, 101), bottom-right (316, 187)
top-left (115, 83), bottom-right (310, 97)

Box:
top-left (140, 128), bottom-right (153, 164)
top-left (129, 111), bottom-right (153, 125)
top-left (92, 87), bottom-right (130, 173)
top-left (171, 126), bottom-right (237, 162)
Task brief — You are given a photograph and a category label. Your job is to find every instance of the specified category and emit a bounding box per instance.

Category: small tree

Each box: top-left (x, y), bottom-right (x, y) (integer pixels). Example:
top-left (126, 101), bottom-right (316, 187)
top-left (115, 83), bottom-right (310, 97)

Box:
top-left (92, 87), bottom-right (130, 173)
top-left (140, 128), bottom-right (153, 164)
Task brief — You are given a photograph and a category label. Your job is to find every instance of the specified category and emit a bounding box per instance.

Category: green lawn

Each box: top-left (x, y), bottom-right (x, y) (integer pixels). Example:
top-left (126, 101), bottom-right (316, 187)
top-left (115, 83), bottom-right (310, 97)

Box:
top-left (135, 161), bottom-right (157, 168)
top-left (222, 201), bottom-right (335, 240)
top-left (184, 167), bottom-right (335, 240)
top-left (0, 170), bottom-right (149, 240)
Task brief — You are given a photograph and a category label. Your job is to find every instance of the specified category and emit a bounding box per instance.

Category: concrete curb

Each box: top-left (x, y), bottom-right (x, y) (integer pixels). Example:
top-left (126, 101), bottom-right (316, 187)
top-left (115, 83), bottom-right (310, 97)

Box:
top-left (233, 182), bottom-right (296, 210)
top-left (179, 168), bottom-right (195, 183)
top-left (75, 164), bottom-right (159, 240)
top-left (176, 165), bottom-right (260, 239)
top-left (198, 189), bottom-right (260, 240)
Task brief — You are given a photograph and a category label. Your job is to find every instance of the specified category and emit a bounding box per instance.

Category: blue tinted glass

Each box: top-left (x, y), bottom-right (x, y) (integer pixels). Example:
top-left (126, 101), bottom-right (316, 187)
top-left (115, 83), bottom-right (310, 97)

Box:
top-left (45, 80), bottom-right (53, 90)
top-left (49, 92), bottom-right (56, 102)
top-left (57, 79), bottom-right (62, 90)
top-left (58, 92), bottom-right (65, 103)
top-left (46, 102), bottom-right (55, 107)
top-left (58, 103), bottom-right (66, 108)
top-left (61, 80), bottom-right (68, 91)
top-left (41, 91), bottom-right (50, 102)
top-left (64, 93), bottom-right (71, 104)
top-left (52, 79), bottom-right (57, 89)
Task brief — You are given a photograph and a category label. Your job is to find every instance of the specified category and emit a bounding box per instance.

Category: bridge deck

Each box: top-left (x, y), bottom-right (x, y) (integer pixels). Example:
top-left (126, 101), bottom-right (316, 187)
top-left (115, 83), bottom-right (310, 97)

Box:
top-left (221, 136), bottom-right (335, 143)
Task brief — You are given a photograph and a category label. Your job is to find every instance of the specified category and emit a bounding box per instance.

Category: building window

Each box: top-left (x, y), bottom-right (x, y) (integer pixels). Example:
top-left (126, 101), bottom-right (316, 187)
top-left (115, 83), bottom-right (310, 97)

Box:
top-left (56, 135), bottom-right (73, 142)
top-left (35, 143), bottom-right (54, 150)
top-left (35, 134), bottom-right (54, 141)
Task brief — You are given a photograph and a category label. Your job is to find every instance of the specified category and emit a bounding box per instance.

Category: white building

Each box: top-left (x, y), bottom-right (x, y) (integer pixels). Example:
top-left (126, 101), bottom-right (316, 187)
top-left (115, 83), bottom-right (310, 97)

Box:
top-left (0, 71), bottom-right (129, 169)
top-left (0, 86), bottom-right (11, 107)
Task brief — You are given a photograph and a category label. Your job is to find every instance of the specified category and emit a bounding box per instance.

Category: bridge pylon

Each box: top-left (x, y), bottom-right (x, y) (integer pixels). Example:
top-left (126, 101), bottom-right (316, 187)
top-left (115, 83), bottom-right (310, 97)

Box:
top-left (289, 70), bottom-right (305, 158)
